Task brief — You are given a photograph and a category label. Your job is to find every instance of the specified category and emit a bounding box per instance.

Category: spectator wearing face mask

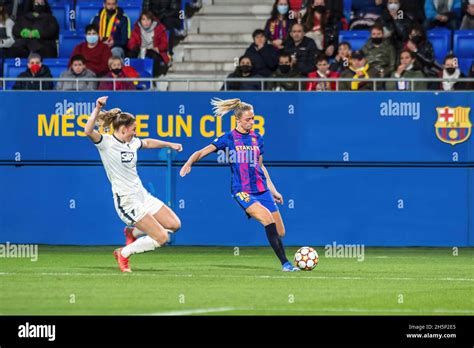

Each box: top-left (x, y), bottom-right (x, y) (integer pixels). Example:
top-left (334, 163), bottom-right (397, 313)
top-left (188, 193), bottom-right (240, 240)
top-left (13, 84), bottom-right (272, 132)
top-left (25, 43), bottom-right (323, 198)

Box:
top-left (302, 0), bottom-right (339, 58)
top-left (330, 41), bottom-right (352, 73)
top-left (361, 24), bottom-right (396, 77)
top-left (439, 54), bottom-right (468, 91)
top-left (377, 0), bottom-right (411, 53)
top-left (70, 24), bottom-right (112, 77)
top-left (244, 29), bottom-right (278, 77)
top-left (461, 0), bottom-right (474, 29)
top-left (404, 23), bottom-right (442, 85)
top-left (283, 23), bottom-right (318, 75)
top-left (221, 55), bottom-right (262, 91)
top-left (267, 52), bottom-right (302, 90)
top-left (339, 50), bottom-right (379, 90)
top-left (307, 54), bottom-right (340, 90)
top-left (424, 0), bottom-right (462, 30)
top-left (56, 54), bottom-right (97, 91)
top-left (9, 0), bottom-right (58, 58)
top-left (386, 49), bottom-right (427, 90)
top-left (12, 52), bottom-right (53, 89)
top-left (91, 0), bottom-right (131, 58)
top-left (98, 56), bottom-right (136, 90)
top-left (265, 0), bottom-right (294, 51)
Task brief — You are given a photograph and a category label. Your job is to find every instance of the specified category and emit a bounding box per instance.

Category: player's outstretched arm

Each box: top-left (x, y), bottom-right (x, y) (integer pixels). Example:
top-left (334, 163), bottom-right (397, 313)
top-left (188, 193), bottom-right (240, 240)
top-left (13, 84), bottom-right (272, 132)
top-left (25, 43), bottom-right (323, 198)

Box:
top-left (84, 96), bottom-right (108, 143)
top-left (260, 156), bottom-right (284, 204)
top-left (180, 144), bottom-right (216, 177)
top-left (141, 139), bottom-right (183, 152)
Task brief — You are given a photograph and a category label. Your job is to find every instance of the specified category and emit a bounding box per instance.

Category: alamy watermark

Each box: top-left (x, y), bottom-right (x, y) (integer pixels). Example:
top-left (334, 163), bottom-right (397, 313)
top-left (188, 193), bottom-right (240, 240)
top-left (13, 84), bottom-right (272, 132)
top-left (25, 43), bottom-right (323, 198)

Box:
top-left (324, 241), bottom-right (365, 262)
top-left (216, 146), bottom-right (259, 167)
top-left (0, 242), bottom-right (38, 261)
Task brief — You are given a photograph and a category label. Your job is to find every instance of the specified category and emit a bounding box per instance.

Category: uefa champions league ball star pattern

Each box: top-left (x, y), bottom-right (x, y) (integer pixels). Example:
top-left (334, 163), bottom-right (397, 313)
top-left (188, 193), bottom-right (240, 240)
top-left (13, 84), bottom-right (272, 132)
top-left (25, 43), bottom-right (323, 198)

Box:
top-left (294, 247), bottom-right (319, 271)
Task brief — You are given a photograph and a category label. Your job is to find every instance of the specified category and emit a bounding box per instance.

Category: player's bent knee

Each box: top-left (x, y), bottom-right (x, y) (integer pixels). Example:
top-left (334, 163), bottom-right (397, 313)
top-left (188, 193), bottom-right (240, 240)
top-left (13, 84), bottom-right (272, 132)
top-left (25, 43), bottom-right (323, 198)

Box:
top-left (150, 231), bottom-right (169, 246)
top-left (168, 218), bottom-right (181, 233)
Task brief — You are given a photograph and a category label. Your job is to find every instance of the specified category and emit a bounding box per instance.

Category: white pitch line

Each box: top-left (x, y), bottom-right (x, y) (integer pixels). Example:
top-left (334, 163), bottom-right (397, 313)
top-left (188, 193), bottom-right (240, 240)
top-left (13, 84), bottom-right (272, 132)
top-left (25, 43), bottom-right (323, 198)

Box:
top-left (0, 272), bottom-right (473, 282)
top-left (142, 307), bottom-right (243, 316)
top-left (258, 308), bottom-right (474, 314)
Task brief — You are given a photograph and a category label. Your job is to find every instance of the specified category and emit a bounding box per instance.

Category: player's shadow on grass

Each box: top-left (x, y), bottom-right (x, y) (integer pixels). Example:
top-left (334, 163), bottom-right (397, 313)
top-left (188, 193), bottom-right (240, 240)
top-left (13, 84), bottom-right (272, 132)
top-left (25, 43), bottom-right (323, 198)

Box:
top-left (80, 266), bottom-right (167, 273)
top-left (213, 264), bottom-right (273, 271)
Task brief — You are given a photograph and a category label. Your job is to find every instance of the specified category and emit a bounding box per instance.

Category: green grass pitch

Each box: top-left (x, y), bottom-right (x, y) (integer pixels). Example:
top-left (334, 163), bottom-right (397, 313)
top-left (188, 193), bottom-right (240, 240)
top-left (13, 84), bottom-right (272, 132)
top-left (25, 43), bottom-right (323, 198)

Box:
top-left (0, 246), bottom-right (473, 315)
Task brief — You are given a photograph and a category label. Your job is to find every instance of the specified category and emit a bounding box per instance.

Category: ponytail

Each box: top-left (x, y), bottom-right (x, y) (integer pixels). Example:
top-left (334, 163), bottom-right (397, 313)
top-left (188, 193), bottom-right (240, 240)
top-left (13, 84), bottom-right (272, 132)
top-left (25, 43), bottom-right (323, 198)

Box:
top-left (210, 98), bottom-right (253, 119)
top-left (97, 108), bottom-right (135, 129)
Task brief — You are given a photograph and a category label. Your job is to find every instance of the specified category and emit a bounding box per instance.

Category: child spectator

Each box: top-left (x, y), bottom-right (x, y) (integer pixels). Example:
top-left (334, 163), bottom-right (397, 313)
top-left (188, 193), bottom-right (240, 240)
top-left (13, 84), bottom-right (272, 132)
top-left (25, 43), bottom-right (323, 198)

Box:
top-left (307, 54), bottom-right (340, 90)
top-left (127, 11), bottom-right (170, 77)
top-left (330, 41), bottom-right (352, 73)
top-left (98, 56), bottom-right (136, 90)
top-left (56, 54), bottom-right (96, 91)
top-left (221, 55), bottom-right (262, 91)
top-left (12, 52), bottom-right (52, 89)
top-left (244, 29), bottom-right (278, 77)
top-left (70, 24), bottom-right (112, 77)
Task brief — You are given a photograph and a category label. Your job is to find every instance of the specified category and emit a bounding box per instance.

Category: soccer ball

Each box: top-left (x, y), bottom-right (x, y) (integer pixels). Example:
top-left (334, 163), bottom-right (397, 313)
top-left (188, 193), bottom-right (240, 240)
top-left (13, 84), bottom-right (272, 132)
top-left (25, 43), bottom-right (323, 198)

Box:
top-left (294, 247), bottom-right (319, 271)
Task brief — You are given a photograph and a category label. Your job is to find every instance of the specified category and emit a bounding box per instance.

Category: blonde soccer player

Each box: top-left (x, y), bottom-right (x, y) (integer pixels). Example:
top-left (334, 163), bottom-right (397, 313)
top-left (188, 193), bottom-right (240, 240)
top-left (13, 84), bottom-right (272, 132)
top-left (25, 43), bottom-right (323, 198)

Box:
top-left (180, 98), bottom-right (300, 272)
top-left (84, 96), bottom-right (183, 272)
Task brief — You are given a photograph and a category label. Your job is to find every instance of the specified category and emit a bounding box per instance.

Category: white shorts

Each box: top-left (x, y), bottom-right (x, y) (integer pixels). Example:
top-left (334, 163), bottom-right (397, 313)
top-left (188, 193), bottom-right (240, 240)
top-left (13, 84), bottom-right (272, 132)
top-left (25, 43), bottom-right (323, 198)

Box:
top-left (113, 187), bottom-right (165, 226)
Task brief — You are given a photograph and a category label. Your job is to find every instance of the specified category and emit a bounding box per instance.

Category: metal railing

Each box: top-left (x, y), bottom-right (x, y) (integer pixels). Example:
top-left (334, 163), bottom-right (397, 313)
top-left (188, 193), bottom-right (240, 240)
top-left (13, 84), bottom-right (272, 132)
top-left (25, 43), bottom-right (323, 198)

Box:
top-left (1, 77), bottom-right (473, 91)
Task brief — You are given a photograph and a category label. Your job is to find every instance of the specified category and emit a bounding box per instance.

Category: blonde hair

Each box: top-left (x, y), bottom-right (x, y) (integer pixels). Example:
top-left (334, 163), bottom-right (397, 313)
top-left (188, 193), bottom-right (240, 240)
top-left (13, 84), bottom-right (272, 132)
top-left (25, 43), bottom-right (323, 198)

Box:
top-left (108, 56), bottom-right (123, 69)
top-left (210, 98), bottom-right (253, 119)
top-left (97, 108), bottom-right (135, 129)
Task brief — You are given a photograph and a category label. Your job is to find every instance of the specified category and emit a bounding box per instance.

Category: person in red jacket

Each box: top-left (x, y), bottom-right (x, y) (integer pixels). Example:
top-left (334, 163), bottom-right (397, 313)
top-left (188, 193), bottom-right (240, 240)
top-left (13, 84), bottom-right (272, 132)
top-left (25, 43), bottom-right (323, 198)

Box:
top-left (127, 11), bottom-right (170, 77)
top-left (70, 24), bottom-right (112, 77)
top-left (98, 56), bottom-right (136, 90)
top-left (306, 54), bottom-right (339, 91)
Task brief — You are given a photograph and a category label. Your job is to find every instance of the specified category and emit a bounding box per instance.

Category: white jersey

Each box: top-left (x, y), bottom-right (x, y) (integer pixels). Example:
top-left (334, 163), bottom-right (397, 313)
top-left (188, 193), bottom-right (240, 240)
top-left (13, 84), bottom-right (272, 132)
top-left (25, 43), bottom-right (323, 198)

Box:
top-left (95, 133), bottom-right (145, 196)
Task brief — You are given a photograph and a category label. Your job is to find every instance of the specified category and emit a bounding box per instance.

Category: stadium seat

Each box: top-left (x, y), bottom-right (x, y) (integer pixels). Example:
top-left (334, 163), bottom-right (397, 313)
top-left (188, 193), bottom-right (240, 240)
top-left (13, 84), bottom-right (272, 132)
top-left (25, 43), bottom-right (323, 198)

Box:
top-left (338, 30), bottom-right (370, 51)
top-left (343, 0), bottom-right (352, 22)
top-left (457, 58), bottom-right (472, 75)
top-left (50, 2), bottom-right (72, 30)
top-left (427, 28), bottom-right (451, 64)
top-left (3, 58), bottom-right (68, 89)
top-left (453, 30), bottom-right (474, 59)
top-left (75, 3), bottom-right (102, 29)
top-left (122, 4), bottom-right (141, 27)
top-left (59, 31), bottom-right (84, 58)
top-left (126, 58), bottom-right (154, 90)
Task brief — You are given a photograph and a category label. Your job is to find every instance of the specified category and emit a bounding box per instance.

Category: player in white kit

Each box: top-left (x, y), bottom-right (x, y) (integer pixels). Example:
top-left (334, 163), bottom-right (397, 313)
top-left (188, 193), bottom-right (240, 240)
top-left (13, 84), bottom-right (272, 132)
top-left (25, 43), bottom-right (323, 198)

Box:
top-left (84, 96), bottom-right (183, 272)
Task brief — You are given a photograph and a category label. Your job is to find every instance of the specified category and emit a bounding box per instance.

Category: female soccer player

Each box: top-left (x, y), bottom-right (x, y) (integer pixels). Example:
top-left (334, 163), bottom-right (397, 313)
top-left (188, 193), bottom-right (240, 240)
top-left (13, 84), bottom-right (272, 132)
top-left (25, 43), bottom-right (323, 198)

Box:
top-left (84, 96), bottom-right (183, 272)
top-left (180, 98), bottom-right (300, 272)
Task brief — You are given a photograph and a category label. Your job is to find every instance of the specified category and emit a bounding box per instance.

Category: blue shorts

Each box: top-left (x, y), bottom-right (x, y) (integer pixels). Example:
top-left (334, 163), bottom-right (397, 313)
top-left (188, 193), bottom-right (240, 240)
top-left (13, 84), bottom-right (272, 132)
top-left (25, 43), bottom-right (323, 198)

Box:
top-left (233, 190), bottom-right (278, 218)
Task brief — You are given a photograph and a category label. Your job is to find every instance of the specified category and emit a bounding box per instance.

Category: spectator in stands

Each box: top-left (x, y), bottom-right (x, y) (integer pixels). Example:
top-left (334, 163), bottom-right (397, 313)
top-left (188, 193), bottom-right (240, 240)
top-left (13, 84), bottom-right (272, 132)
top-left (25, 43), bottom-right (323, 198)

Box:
top-left (386, 49), bottom-right (427, 90)
top-left (404, 23), bottom-right (442, 84)
top-left (0, 1), bottom-right (14, 76)
top-left (461, 0), bottom-right (474, 29)
top-left (440, 54), bottom-right (468, 90)
top-left (339, 50), bottom-right (378, 90)
top-left (361, 24), bottom-right (396, 77)
top-left (9, 0), bottom-right (58, 58)
top-left (98, 56), bottom-right (136, 90)
top-left (377, 0), bottom-right (411, 53)
top-left (70, 24), bottom-right (112, 77)
top-left (267, 52), bottom-right (301, 90)
top-left (330, 41), bottom-right (351, 73)
top-left (143, 0), bottom-right (184, 56)
top-left (350, 0), bottom-right (385, 30)
top-left (127, 10), bottom-right (170, 77)
top-left (244, 29), bottom-right (278, 77)
top-left (302, 0), bottom-right (339, 58)
top-left (307, 54), bottom-right (340, 90)
top-left (424, 0), bottom-right (462, 30)
top-left (289, 0), bottom-right (308, 23)
top-left (56, 54), bottom-right (96, 91)
top-left (265, 0), bottom-right (294, 51)
top-left (399, 0), bottom-right (426, 23)
top-left (283, 23), bottom-right (318, 75)
top-left (12, 52), bottom-right (52, 89)
top-left (91, 0), bottom-right (131, 58)
top-left (221, 55), bottom-right (262, 91)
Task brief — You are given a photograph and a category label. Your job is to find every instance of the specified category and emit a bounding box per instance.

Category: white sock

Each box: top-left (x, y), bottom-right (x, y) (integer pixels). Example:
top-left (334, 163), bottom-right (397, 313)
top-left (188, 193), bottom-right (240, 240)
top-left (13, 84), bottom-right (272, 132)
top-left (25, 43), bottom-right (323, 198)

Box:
top-left (132, 227), bottom-right (146, 238)
top-left (121, 236), bottom-right (161, 258)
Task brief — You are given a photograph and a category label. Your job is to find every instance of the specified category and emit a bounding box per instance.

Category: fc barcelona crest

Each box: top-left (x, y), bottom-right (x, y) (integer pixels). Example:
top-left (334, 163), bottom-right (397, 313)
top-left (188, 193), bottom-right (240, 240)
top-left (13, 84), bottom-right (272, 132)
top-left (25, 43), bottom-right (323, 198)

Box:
top-left (435, 106), bottom-right (472, 145)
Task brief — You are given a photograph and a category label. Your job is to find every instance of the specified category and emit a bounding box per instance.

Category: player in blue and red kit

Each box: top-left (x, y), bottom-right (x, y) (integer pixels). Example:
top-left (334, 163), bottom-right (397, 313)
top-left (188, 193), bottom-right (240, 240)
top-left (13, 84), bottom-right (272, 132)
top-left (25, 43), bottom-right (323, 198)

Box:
top-left (180, 98), bottom-right (299, 272)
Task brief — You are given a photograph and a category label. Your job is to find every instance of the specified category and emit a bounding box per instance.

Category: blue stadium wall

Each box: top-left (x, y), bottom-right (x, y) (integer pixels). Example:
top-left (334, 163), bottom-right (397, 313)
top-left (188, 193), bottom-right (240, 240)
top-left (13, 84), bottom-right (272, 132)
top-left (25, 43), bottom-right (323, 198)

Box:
top-left (0, 91), bottom-right (473, 247)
